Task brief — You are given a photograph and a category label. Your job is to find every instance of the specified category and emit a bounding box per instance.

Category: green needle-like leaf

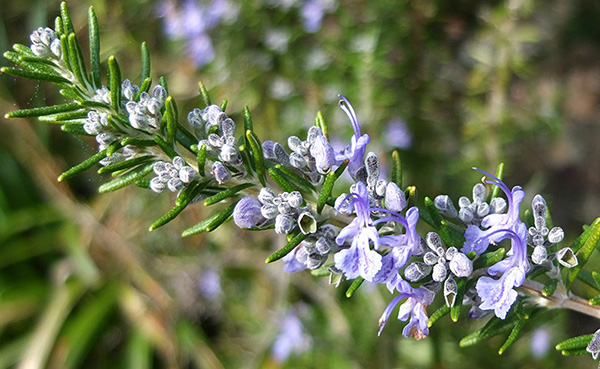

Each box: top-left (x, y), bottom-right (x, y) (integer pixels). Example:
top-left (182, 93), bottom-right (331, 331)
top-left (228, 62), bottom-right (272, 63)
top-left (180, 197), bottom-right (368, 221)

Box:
top-left (560, 348), bottom-right (589, 356)
top-left (315, 111), bottom-right (328, 140)
top-left (450, 278), bottom-right (468, 322)
top-left (424, 196), bottom-right (443, 231)
top-left (61, 122), bottom-right (89, 135)
top-left (60, 2), bottom-right (75, 35)
top-left (345, 277), bottom-right (364, 298)
top-left (542, 278), bottom-right (559, 297)
top-left (275, 164), bottom-right (315, 193)
top-left (497, 320), bottom-right (525, 355)
top-left (204, 183), bottom-right (254, 206)
top-left (490, 162), bottom-right (505, 200)
top-left (246, 130), bottom-right (266, 186)
top-left (198, 81), bottom-right (211, 107)
top-left (108, 55), bottom-right (122, 112)
top-left (98, 155), bottom-right (155, 174)
top-left (589, 294), bottom-right (600, 305)
top-left (317, 159), bottom-right (348, 214)
top-left (268, 167), bottom-right (295, 193)
top-left (311, 263), bottom-right (335, 277)
top-left (5, 103), bottom-right (82, 118)
top-left (428, 305), bottom-right (451, 328)
top-left (567, 217), bottom-right (600, 288)
top-left (136, 77), bottom-right (152, 101)
top-left (165, 96), bottom-right (177, 144)
top-left (120, 137), bottom-right (156, 147)
top-left (265, 232), bottom-right (309, 263)
top-left (220, 99), bottom-right (228, 112)
top-left (58, 149), bottom-right (107, 181)
top-left (150, 181), bottom-right (210, 231)
top-left (197, 143), bottom-right (207, 176)
top-left (88, 6), bottom-right (101, 89)
top-left (1, 66), bottom-right (70, 84)
top-left (68, 33), bottom-right (88, 87)
top-left (98, 162), bottom-right (154, 193)
top-left (182, 201), bottom-right (238, 236)
top-left (153, 135), bottom-right (178, 159)
top-left (555, 334), bottom-right (594, 351)
top-left (391, 150), bottom-right (402, 189)
top-left (460, 314), bottom-right (520, 347)
top-left (140, 42), bottom-right (150, 85)
top-left (473, 248), bottom-right (505, 270)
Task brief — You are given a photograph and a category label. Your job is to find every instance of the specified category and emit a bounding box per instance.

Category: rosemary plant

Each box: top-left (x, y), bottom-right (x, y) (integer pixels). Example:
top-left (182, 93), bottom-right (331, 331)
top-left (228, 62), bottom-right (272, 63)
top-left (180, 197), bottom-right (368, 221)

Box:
top-left (3, 2), bottom-right (600, 365)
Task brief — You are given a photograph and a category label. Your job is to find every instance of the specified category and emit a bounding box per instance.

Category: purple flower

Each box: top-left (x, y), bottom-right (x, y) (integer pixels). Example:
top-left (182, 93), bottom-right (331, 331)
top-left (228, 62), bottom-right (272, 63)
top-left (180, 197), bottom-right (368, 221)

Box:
top-left (300, 0), bottom-right (326, 33)
top-left (385, 118), bottom-right (412, 149)
top-left (334, 182), bottom-right (382, 281)
top-left (463, 168), bottom-right (525, 255)
top-left (282, 247), bottom-right (307, 273)
top-left (378, 279), bottom-right (434, 340)
top-left (335, 95), bottom-right (370, 179)
top-left (271, 306), bottom-right (311, 363)
top-left (310, 134), bottom-right (336, 174)
top-left (198, 268), bottom-right (222, 301)
top-left (373, 207), bottom-right (421, 292)
top-left (233, 197), bottom-right (266, 228)
top-left (474, 225), bottom-right (528, 319)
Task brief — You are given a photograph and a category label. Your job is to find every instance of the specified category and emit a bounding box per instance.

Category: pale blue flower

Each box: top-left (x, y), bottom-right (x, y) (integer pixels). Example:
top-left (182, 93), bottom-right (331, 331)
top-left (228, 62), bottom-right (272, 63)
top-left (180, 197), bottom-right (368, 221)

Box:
top-left (282, 247), bottom-right (307, 273)
top-left (378, 279), bottom-right (434, 340)
top-left (271, 306), bottom-right (311, 363)
top-left (334, 182), bottom-right (382, 281)
top-left (463, 168), bottom-right (525, 254)
top-left (335, 95), bottom-right (370, 179)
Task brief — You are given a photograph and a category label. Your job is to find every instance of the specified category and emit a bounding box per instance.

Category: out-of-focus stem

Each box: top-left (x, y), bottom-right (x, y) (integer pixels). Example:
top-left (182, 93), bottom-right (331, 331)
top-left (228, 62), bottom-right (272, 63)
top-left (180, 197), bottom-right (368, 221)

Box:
top-left (520, 279), bottom-right (600, 320)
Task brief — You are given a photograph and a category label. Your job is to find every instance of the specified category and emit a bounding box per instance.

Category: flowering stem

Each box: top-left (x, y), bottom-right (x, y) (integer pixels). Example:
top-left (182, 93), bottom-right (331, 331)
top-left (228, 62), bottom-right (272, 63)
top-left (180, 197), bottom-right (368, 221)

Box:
top-left (519, 279), bottom-right (600, 320)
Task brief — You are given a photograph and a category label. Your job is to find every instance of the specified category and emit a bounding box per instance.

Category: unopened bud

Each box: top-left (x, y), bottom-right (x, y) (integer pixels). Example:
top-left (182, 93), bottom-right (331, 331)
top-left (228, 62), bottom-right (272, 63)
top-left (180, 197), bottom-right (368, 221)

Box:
top-left (385, 182), bottom-right (406, 212)
top-left (233, 197), bottom-right (266, 228)
top-left (449, 252), bottom-right (473, 277)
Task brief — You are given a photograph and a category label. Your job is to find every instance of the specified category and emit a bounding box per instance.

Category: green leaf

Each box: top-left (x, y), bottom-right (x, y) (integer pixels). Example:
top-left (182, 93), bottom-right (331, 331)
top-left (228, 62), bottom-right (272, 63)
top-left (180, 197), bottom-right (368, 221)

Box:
top-left (61, 122), bottom-right (90, 135)
top-left (61, 1), bottom-right (75, 35)
top-left (268, 167), bottom-right (295, 193)
top-left (555, 334), bottom-right (593, 351)
top-left (567, 217), bottom-right (600, 288)
top-left (243, 105), bottom-right (254, 134)
top-left (140, 42), bottom-right (150, 85)
top-left (197, 143), bottom-right (207, 176)
top-left (136, 77), bottom-right (152, 101)
top-left (542, 278), bottom-right (559, 297)
top-left (317, 159), bottom-right (348, 214)
top-left (98, 163), bottom-right (154, 193)
top-left (345, 277), bottom-right (364, 298)
top-left (589, 294), bottom-right (600, 305)
top-left (120, 137), bottom-right (156, 148)
top-left (220, 99), bottom-right (228, 112)
top-left (311, 263), bottom-right (335, 277)
top-left (265, 232), bottom-right (309, 263)
top-left (165, 96), bottom-right (177, 144)
top-left (315, 111), bottom-right (328, 140)
top-left (60, 87), bottom-right (86, 102)
top-left (5, 103), bottom-right (82, 119)
top-left (159, 76), bottom-right (169, 94)
top-left (391, 150), bottom-right (402, 189)
top-left (460, 313), bottom-right (520, 347)
top-left (88, 6), bottom-right (101, 89)
top-left (58, 149), bottom-right (107, 181)
top-left (198, 81), bottom-right (211, 106)
top-left (424, 196), bottom-right (443, 231)
top-left (182, 201), bottom-right (238, 236)
top-left (497, 320), bottom-right (525, 355)
top-left (275, 164), bottom-right (315, 193)
top-left (60, 34), bottom-right (72, 70)
top-left (204, 183), bottom-right (254, 206)
top-left (560, 348), bottom-right (589, 356)
top-left (125, 328), bottom-right (153, 369)
top-left (1, 66), bottom-right (70, 84)
top-left (98, 155), bottom-right (155, 174)
top-left (592, 271), bottom-right (600, 289)
top-left (427, 305), bottom-right (451, 328)
top-left (68, 33), bottom-right (89, 87)
top-left (108, 55), bottom-right (122, 112)
top-left (489, 162), bottom-right (504, 200)
top-left (473, 248), bottom-right (506, 270)
top-left (153, 135), bottom-right (178, 159)
top-left (450, 278), bottom-right (469, 322)
top-left (149, 182), bottom-right (210, 231)
top-left (440, 220), bottom-right (466, 246)
top-left (246, 130), bottom-right (266, 186)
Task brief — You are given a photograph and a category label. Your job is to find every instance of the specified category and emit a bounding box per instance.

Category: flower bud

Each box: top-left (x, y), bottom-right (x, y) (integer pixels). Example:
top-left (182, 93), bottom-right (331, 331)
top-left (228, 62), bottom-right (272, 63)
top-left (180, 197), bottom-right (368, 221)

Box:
top-left (310, 135), bottom-right (335, 174)
top-left (531, 245), bottom-right (547, 265)
top-left (275, 214), bottom-right (295, 234)
top-left (384, 182), bottom-right (406, 212)
top-left (472, 183), bottom-right (486, 203)
top-left (449, 252), bottom-right (473, 277)
top-left (548, 227), bottom-right (564, 244)
top-left (404, 262), bottom-right (431, 282)
top-left (150, 177), bottom-right (166, 193)
top-left (287, 191), bottom-right (303, 208)
top-left (258, 187), bottom-right (276, 204)
top-left (434, 195), bottom-right (458, 218)
top-left (179, 167), bottom-right (196, 184)
top-left (167, 178), bottom-right (184, 192)
top-left (233, 197), bottom-right (266, 228)
top-left (211, 162), bottom-right (231, 184)
top-left (432, 263), bottom-right (447, 282)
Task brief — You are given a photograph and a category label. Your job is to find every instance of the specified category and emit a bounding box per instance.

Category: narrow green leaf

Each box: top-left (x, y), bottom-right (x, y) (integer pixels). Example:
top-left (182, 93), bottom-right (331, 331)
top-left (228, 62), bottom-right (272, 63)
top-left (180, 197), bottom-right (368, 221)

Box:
top-left (44, 111), bottom-right (89, 122)
top-left (61, 1), bottom-right (75, 35)
top-left (175, 180), bottom-right (211, 207)
top-left (17, 55), bottom-right (58, 67)
top-left (98, 163), bottom-right (154, 193)
top-left (58, 149), bottom-right (107, 181)
top-left (542, 278), bottom-right (559, 297)
top-left (60, 87), bottom-right (86, 102)
top-left (60, 34), bottom-right (72, 70)
top-left (391, 150), bottom-right (402, 189)
top-left (176, 122), bottom-right (197, 152)
top-left (265, 232), bottom-right (309, 263)
top-left (440, 220), bottom-right (466, 246)
top-left (247, 130), bottom-right (266, 186)
top-left (204, 183), bottom-right (254, 206)
top-left (198, 81), bottom-right (211, 106)
top-left (5, 103), bottom-right (81, 119)
top-left (121, 138), bottom-right (156, 147)
top-left (182, 201), bottom-right (238, 236)
top-left (220, 99), bottom-right (228, 112)
top-left (311, 263), bottom-right (335, 277)
top-left (126, 328), bottom-right (152, 369)
top-left (1, 66), bottom-right (70, 84)
top-left (159, 76), bottom-right (169, 94)
top-left (136, 77), bottom-right (152, 101)
top-left (490, 162), bottom-right (505, 200)
top-left (555, 334), bottom-right (594, 351)
top-left (153, 135), bottom-right (178, 159)
top-left (140, 42), bottom-right (150, 85)
top-left (460, 315), bottom-right (519, 347)
top-left (473, 248), bottom-right (506, 270)
top-left (108, 56), bottom-right (122, 112)
top-left (164, 96), bottom-right (177, 144)
top-left (317, 159), bottom-right (348, 214)
top-left (238, 144), bottom-right (254, 176)
top-left (243, 105), bottom-right (254, 132)
top-left (61, 122), bottom-right (90, 135)
top-left (450, 278), bottom-right (468, 322)
top-left (592, 272), bottom-right (600, 289)
top-left (345, 277), bottom-right (364, 298)
top-left (149, 183), bottom-right (208, 231)
top-left (315, 111), bottom-right (328, 140)
top-left (197, 143), bottom-right (207, 176)
top-left (68, 33), bottom-right (89, 86)
top-left (12, 43), bottom-right (35, 56)
top-left (275, 164), bottom-right (315, 193)
top-left (424, 196), bottom-right (443, 230)
top-left (135, 178), bottom-right (151, 189)
top-left (55, 15), bottom-right (64, 35)
top-left (576, 270), bottom-right (600, 291)
top-left (88, 6), bottom-right (101, 89)
top-left (560, 348), bottom-right (589, 356)
top-left (498, 320), bottom-right (526, 355)
top-left (98, 155), bottom-right (155, 174)
top-left (268, 167), bottom-right (295, 193)
top-left (567, 218), bottom-right (600, 288)
top-left (427, 305), bottom-right (451, 328)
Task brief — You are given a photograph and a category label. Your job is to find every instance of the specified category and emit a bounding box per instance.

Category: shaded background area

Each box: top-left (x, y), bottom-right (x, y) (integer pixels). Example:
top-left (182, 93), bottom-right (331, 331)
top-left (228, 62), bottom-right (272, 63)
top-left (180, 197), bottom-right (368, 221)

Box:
top-left (0, 0), bottom-right (599, 368)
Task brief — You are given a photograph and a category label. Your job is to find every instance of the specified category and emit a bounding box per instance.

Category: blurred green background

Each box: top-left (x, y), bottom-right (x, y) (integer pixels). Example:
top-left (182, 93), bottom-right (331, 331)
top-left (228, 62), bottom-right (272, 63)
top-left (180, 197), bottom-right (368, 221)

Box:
top-left (0, 0), bottom-right (599, 368)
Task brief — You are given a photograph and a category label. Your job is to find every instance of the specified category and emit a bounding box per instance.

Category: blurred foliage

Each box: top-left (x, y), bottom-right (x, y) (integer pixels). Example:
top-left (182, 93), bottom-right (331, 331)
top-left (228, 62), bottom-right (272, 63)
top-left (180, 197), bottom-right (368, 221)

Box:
top-left (0, 0), bottom-right (599, 368)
